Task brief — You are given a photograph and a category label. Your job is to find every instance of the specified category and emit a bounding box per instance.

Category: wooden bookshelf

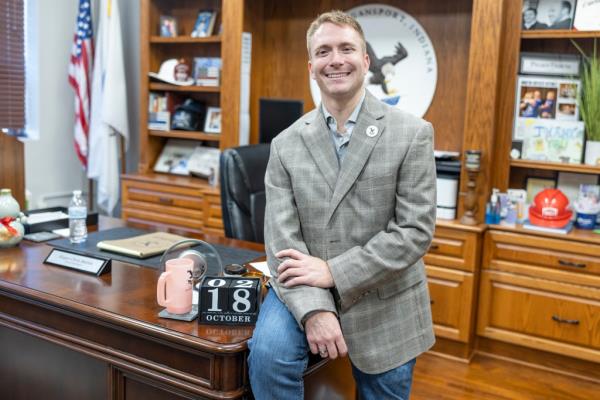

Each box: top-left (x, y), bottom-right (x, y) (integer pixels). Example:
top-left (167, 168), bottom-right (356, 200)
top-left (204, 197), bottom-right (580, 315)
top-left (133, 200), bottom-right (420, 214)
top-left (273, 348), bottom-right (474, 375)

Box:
top-left (149, 35), bottom-right (222, 44)
top-left (510, 159), bottom-right (600, 174)
top-left (521, 29), bottom-right (600, 39)
top-left (149, 83), bottom-right (220, 93)
top-left (148, 129), bottom-right (220, 142)
top-left (122, 0), bottom-right (244, 236)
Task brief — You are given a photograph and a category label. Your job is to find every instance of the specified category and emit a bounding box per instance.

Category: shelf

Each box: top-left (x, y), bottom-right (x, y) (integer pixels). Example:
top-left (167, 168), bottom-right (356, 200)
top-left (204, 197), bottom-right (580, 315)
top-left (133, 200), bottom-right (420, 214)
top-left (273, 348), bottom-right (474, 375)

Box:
top-left (521, 30), bottom-right (600, 39)
top-left (510, 159), bottom-right (600, 174)
top-left (149, 130), bottom-right (220, 142)
top-left (150, 35), bottom-right (222, 44)
top-left (149, 83), bottom-right (220, 93)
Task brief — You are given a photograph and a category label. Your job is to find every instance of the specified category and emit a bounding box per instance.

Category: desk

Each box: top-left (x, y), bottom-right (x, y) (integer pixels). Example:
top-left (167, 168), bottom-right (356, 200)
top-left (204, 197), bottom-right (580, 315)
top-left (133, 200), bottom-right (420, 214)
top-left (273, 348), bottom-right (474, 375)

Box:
top-left (0, 218), bottom-right (354, 399)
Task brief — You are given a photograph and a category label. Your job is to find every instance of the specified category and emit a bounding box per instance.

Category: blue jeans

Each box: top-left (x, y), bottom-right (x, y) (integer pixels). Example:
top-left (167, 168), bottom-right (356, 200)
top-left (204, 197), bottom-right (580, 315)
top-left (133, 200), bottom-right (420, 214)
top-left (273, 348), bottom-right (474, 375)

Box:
top-left (248, 290), bottom-right (416, 400)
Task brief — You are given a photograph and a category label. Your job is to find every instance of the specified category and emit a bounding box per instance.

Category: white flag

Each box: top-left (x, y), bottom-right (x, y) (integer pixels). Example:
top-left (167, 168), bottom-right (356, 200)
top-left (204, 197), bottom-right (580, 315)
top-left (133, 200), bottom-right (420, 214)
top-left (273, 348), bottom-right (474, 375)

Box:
top-left (88, 0), bottom-right (128, 215)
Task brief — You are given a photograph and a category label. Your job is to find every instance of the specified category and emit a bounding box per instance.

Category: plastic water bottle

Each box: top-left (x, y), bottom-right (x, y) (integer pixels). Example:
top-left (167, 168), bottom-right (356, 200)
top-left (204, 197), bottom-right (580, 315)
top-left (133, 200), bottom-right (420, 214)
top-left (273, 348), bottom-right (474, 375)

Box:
top-left (69, 190), bottom-right (87, 244)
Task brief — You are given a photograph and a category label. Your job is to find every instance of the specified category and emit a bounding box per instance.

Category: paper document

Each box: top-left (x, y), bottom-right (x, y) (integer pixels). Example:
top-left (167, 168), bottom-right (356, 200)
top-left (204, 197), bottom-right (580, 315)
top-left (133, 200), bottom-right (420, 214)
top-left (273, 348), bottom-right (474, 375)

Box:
top-left (249, 261), bottom-right (272, 278)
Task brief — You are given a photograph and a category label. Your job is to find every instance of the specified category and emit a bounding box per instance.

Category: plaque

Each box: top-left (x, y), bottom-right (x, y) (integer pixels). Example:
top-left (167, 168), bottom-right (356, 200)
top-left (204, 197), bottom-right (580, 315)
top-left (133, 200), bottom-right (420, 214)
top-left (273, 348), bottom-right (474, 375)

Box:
top-left (44, 248), bottom-right (111, 276)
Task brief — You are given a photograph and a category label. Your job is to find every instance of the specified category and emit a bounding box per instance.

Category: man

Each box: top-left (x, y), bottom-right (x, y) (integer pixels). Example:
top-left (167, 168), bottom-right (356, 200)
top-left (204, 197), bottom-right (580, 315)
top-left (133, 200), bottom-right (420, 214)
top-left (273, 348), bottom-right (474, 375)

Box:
top-left (548, 1), bottom-right (573, 29)
top-left (522, 8), bottom-right (548, 30)
top-left (248, 10), bottom-right (436, 400)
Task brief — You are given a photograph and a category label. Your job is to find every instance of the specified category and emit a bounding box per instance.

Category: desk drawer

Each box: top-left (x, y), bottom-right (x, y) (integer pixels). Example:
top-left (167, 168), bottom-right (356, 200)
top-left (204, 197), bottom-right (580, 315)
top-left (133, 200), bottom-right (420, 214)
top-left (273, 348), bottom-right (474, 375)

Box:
top-left (486, 231), bottom-right (600, 278)
top-left (124, 181), bottom-right (204, 211)
top-left (478, 269), bottom-right (600, 362)
top-left (426, 265), bottom-right (474, 343)
top-left (424, 227), bottom-right (479, 272)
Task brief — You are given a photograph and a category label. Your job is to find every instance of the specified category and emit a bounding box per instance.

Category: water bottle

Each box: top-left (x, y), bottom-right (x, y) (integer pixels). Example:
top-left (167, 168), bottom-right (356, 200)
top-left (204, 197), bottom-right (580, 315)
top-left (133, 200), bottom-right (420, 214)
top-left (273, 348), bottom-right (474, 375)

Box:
top-left (69, 190), bottom-right (87, 244)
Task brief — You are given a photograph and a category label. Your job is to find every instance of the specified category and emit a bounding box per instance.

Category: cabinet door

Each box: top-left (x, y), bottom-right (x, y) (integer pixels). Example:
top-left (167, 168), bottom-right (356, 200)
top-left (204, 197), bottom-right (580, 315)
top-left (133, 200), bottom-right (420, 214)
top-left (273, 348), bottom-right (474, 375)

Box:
top-left (478, 269), bottom-right (600, 363)
top-left (426, 265), bottom-right (475, 342)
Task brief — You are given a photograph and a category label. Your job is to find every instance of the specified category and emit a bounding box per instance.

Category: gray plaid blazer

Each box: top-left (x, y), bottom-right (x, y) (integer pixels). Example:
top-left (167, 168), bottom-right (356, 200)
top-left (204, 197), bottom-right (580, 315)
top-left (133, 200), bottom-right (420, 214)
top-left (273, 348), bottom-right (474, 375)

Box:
top-left (264, 91), bottom-right (436, 373)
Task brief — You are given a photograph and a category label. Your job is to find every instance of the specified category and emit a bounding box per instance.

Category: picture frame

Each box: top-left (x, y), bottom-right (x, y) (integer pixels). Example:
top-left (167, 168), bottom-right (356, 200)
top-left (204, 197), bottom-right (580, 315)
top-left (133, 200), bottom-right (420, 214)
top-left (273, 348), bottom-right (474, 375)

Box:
top-left (191, 11), bottom-right (217, 38)
top-left (159, 15), bottom-right (178, 37)
top-left (526, 176), bottom-right (556, 203)
top-left (557, 172), bottom-right (600, 206)
top-left (523, 0), bottom-right (576, 30)
top-left (193, 57), bottom-right (222, 86)
top-left (204, 107), bottom-right (221, 133)
top-left (513, 75), bottom-right (581, 140)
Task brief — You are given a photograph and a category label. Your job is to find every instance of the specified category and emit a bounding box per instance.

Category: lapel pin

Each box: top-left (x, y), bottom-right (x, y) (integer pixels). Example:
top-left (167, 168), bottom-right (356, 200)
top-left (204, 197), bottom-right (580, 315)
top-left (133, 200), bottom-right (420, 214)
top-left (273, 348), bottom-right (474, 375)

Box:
top-left (366, 125), bottom-right (379, 137)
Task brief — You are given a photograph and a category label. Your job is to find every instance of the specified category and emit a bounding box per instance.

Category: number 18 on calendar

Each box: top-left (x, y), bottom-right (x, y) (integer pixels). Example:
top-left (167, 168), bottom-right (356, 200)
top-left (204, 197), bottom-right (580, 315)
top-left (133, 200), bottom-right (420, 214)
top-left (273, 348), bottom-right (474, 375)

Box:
top-left (199, 277), bottom-right (262, 325)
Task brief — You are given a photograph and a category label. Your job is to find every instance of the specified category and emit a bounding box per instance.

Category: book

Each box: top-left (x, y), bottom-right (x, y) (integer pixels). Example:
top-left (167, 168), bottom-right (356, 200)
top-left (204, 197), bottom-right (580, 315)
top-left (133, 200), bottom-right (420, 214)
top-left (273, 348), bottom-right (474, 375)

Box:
top-left (97, 232), bottom-right (189, 258)
top-left (522, 220), bottom-right (574, 235)
top-left (191, 11), bottom-right (216, 38)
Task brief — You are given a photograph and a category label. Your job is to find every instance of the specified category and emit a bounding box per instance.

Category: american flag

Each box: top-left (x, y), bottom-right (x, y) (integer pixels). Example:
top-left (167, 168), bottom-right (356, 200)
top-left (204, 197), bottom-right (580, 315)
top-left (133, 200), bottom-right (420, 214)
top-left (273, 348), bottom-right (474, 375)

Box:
top-left (68, 0), bottom-right (93, 167)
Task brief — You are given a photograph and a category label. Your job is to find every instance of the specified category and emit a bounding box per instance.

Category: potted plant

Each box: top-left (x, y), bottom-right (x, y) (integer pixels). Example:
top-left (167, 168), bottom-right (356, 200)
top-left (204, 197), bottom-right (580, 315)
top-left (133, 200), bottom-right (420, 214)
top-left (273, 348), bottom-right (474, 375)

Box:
top-left (573, 39), bottom-right (600, 165)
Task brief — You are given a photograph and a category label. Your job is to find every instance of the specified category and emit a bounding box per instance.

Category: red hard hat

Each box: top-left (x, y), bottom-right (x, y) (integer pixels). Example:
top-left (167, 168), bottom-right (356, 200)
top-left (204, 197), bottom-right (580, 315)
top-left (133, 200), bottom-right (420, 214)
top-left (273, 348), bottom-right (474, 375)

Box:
top-left (529, 188), bottom-right (572, 228)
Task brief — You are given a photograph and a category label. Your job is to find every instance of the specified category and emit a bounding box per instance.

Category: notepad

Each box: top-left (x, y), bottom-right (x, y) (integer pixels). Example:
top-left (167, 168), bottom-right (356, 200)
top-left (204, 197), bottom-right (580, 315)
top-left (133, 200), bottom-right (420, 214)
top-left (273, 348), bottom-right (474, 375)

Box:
top-left (97, 232), bottom-right (189, 258)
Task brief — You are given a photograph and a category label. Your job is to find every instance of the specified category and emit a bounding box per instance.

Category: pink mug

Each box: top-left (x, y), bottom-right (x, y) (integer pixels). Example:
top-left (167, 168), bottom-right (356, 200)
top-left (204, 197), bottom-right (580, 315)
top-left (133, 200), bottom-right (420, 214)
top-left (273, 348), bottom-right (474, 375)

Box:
top-left (157, 258), bottom-right (194, 314)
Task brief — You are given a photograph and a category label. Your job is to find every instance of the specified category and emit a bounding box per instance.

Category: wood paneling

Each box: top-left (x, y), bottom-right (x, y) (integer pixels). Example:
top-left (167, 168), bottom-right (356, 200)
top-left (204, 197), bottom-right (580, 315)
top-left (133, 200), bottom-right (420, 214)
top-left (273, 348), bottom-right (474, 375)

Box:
top-left (490, 0), bottom-right (522, 192)
top-left (248, 0), bottom-right (473, 151)
top-left (458, 0), bottom-right (506, 220)
top-left (221, 0), bottom-right (244, 149)
top-left (0, 134), bottom-right (25, 208)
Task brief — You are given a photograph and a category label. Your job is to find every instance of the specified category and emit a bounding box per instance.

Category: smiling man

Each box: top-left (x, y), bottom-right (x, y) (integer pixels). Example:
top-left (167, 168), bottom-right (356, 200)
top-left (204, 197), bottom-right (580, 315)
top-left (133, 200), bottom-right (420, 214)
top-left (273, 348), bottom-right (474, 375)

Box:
top-left (248, 10), bottom-right (436, 400)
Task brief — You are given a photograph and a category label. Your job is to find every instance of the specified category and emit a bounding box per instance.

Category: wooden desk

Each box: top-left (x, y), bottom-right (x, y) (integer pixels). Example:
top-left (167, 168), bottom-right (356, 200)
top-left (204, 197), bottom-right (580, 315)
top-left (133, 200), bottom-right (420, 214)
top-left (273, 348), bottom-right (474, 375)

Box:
top-left (0, 219), bottom-right (354, 399)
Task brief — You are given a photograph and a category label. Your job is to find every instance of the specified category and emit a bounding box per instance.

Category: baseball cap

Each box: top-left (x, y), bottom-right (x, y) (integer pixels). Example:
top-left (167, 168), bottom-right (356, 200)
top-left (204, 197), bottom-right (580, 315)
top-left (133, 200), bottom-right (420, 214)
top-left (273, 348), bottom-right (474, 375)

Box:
top-left (171, 99), bottom-right (206, 131)
top-left (149, 58), bottom-right (194, 86)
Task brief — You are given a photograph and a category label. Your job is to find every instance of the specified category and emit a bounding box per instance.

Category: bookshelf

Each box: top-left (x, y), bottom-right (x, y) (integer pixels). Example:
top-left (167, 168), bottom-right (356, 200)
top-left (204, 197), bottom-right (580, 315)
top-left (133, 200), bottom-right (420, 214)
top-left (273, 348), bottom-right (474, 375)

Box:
top-left (121, 0), bottom-right (245, 236)
top-left (492, 3), bottom-right (600, 194)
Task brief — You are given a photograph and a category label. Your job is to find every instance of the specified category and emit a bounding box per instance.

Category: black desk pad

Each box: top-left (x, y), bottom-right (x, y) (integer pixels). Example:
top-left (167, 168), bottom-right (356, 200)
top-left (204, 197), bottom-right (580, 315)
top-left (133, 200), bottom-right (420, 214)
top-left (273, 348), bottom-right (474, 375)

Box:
top-left (48, 227), bottom-right (264, 273)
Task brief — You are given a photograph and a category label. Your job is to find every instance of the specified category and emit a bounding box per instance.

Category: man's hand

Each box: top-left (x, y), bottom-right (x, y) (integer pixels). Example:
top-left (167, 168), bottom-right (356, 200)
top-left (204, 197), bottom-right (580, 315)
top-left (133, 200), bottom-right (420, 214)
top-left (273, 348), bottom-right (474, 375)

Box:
top-left (305, 311), bottom-right (348, 359)
top-left (276, 249), bottom-right (334, 288)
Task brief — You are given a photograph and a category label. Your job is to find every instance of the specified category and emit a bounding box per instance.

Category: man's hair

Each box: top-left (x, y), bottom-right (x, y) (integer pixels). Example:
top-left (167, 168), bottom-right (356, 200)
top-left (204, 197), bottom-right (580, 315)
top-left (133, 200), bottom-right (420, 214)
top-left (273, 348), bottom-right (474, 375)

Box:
top-left (306, 10), bottom-right (366, 57)
top-left (561, 1), bottom-right (572, 13)
top-left (524, 7), bottom-right (537, 16)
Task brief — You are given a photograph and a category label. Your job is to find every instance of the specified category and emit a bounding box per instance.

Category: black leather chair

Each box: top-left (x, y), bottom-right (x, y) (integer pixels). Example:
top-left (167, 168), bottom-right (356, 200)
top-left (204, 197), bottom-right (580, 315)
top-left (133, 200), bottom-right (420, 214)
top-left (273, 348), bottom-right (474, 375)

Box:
top-left (219, 144), bottom-right (270, 244)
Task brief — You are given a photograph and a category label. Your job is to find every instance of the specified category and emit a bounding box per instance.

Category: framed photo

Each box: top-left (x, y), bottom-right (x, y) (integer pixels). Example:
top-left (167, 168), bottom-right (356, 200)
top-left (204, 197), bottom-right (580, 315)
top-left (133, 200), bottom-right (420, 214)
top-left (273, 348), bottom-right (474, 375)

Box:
top-left (526, 177), bottom-right (556, 203)
top-left (513, 75), bottom-right (581, 140)
top-left (204, 107), bottom-right (221, 133)
top-left (159, 15), bottom-right (178, 37)
top-left (524, 0), bottom-right (576, 30)
top-left (193, 57), bottom-right (222, 86)
top-left (191, 11), bottom-right (217, 38)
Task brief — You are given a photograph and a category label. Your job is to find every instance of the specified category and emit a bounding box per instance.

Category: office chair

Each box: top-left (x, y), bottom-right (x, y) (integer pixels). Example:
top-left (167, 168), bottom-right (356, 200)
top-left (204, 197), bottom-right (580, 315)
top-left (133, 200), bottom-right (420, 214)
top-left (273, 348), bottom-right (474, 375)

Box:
top-left (220, 144), bottom-right (270, 244)
top-left (219, 144), bottom-right (356, 399)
